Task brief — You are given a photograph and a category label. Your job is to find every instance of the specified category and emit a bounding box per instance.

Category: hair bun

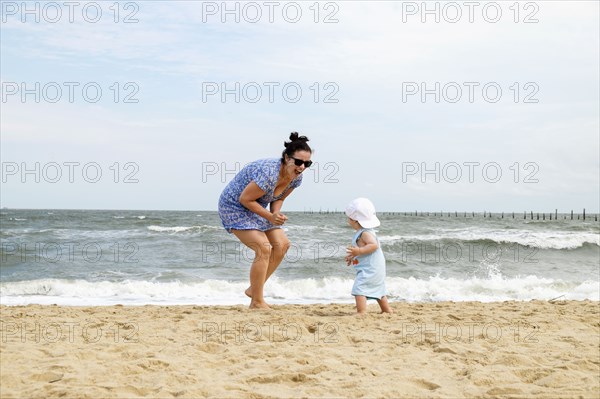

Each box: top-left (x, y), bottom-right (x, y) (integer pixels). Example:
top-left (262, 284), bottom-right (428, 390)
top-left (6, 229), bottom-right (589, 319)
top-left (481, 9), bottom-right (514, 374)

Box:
top-left (281, 131), bottom-right (312, 160)
top-left (289, 132), bottom-right (309, 143)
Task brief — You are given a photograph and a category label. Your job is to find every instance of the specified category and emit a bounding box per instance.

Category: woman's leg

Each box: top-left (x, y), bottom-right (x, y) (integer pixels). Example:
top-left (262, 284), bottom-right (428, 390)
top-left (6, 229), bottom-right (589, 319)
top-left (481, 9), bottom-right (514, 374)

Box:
top-left (264, 228), bottom-right (291, 281)
top-left (232, 229), bottom-right (272, 309)
top-left (244, 228), bottom-right (291, 298)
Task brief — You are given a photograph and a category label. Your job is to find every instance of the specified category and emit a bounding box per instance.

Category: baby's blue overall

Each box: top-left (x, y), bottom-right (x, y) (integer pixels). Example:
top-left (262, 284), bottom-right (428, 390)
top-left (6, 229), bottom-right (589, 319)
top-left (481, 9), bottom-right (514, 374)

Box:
top-left (351, 228), bottom-right (387, 299)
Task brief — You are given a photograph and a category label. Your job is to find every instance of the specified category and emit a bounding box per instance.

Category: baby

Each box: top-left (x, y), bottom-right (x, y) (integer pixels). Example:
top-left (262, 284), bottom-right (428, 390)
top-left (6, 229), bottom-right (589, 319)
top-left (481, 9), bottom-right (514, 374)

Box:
top-left (345, 198), bottom-right (393, 314)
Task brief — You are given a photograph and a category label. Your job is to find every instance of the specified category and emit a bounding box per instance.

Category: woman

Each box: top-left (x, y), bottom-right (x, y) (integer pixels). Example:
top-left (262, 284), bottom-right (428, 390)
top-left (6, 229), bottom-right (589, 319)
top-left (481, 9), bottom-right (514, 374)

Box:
top-left (218, 132), bottom-right (313, 309)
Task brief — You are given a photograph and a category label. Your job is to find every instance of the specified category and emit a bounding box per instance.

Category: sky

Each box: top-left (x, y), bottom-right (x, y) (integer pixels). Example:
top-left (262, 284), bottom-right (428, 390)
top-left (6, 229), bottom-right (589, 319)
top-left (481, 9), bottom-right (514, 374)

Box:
top-left (1, 0), bottom-right (599, 212)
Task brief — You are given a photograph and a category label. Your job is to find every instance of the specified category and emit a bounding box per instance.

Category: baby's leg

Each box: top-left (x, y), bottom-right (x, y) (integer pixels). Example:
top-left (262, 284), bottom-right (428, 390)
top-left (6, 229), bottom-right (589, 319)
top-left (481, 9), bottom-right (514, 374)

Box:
top-left (377, 296), bottom-right (393, 314)
top-left (354, 296), bottom-right (367, 314)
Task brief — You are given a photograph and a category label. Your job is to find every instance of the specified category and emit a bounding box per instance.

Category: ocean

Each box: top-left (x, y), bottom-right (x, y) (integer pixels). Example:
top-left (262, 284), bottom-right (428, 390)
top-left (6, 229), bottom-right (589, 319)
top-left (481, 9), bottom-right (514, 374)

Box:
top-left (1, 209), bottom-right (598, 306)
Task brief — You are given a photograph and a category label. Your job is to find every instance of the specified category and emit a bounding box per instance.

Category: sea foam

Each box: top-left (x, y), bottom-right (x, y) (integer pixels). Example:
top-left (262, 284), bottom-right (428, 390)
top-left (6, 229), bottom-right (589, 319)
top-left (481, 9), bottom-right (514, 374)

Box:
top-left (1, 276), bottom-right (597, 306)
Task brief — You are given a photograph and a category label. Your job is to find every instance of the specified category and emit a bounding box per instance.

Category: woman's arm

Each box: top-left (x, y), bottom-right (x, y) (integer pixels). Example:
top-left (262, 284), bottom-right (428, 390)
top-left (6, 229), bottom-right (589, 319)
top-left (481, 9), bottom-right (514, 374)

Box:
top-left (239, 181), bottom-right (287, 225)
top-left (269, 188), bottom-right (295, 214)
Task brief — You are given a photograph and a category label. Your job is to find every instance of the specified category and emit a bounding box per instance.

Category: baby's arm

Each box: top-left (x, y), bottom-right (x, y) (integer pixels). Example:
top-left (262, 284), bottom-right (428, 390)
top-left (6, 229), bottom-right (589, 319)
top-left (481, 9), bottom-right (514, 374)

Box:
top-left (346, 231), bottom-right (379, 257)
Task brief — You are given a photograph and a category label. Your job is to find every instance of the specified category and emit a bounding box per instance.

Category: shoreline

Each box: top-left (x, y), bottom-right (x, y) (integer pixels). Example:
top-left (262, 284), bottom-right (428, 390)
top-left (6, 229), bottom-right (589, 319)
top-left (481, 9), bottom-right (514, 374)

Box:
top-left (1, 297), bottom-right (599, 307)
top-left (1, 300), bottom-right (599, 398)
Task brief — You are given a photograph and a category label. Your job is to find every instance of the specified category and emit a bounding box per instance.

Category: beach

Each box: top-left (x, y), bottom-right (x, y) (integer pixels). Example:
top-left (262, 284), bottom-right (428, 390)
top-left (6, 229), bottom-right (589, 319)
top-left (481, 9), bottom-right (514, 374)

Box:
top-left (1, 300), bottom-right (598, 398)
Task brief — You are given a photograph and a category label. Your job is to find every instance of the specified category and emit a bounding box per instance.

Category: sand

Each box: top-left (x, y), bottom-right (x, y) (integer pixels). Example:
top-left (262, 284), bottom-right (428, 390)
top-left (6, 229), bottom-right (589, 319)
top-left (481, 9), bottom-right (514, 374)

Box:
top-left (1, 300), bottom-right (598, 398)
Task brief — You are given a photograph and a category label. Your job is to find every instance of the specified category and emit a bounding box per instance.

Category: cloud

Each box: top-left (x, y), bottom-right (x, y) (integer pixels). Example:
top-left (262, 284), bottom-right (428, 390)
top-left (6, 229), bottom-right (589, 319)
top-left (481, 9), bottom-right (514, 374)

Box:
top-left (1, 1), bottom-right (598, 211)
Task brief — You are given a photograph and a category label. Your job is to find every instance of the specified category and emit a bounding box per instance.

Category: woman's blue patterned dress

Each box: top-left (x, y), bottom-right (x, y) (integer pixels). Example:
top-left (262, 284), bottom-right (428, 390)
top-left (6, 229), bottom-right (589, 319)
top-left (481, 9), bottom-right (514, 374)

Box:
top-left (218, 158), bottom-right (303, 232)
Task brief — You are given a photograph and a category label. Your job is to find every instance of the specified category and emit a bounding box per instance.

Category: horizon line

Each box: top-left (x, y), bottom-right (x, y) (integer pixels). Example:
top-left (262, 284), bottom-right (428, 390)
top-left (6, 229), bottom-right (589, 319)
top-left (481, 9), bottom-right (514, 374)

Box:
top-left (2, 207), bottom-right (599, 215)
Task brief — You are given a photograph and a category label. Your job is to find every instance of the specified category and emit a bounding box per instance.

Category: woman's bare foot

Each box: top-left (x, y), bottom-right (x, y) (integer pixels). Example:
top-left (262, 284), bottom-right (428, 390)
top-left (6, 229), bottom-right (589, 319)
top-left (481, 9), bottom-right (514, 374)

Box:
top-left (249, 300), bottom-right (271, 310)
top-left (245, 287), bottom-right (252, 298)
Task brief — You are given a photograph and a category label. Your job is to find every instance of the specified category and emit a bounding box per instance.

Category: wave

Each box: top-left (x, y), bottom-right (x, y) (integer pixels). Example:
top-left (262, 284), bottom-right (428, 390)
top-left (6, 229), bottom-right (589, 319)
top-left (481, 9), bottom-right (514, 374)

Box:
top-left (1, 276), bottom-right (597, 306)
top-left (113, 215), bottom-right (148, 220)
top-left (147, 225), bottom-right (222, 234)
top-left (379, 230), bottom-right (600, 250)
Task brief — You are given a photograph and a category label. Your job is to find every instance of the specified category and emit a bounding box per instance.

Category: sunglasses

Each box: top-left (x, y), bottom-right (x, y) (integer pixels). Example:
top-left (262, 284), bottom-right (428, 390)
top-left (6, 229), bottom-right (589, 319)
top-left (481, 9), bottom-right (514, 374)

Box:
top-left (289, 156), bottom-right (313, 168)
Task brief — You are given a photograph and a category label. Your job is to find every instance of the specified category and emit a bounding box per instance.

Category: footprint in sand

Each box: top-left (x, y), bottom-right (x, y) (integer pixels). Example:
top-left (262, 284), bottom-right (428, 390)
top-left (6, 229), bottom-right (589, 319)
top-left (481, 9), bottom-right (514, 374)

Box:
top-left (412, 378), bottom-right (441, 390)
top-left (247, 373), bottom-right (309, 384)
top-left (137, 359), bottom-right (170, 370)
top-left (197, 342), bottom-right (226, 354)
top-left (513, 368), bottom-right (553, 383)
top-left (486, 387), bottom-right (523, 396)
top-left (31, 371), bottom-right (63, 383)
top-left (433, 346), bottom-right (458, 354)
